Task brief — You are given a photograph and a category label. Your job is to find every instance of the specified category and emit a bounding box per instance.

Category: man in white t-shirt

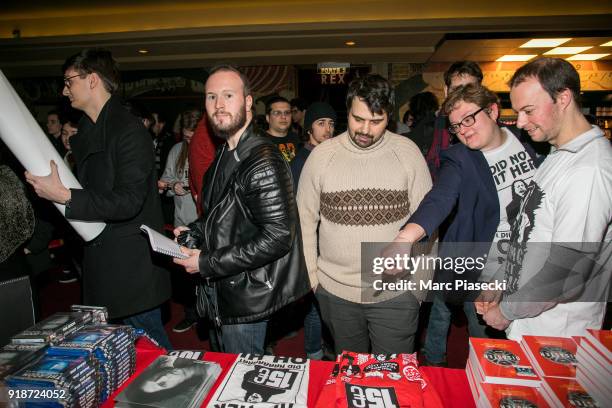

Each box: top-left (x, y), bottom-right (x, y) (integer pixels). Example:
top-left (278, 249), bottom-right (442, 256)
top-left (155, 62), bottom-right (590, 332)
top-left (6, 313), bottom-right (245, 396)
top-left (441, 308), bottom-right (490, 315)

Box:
top-left (478, 57), bottom-right (612, 340)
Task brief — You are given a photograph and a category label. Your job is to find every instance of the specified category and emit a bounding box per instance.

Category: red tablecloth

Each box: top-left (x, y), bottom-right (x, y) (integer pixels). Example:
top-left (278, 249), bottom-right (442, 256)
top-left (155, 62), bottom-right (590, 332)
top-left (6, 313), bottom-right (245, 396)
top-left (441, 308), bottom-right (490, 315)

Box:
top-left (103, 339), bottom-right (475, 407)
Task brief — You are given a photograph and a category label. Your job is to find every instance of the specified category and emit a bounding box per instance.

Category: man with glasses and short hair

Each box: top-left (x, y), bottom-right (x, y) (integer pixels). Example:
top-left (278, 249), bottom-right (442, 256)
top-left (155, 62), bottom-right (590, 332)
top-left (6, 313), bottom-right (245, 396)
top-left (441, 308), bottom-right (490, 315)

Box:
top-left (25, 48), bottom-right (172, 350)
top-left (265, 96), bottom-right (301, 163)
top-left (392, 83), bottom-right (538, 366)
top-left (426, 61), bottom-right (483, 181)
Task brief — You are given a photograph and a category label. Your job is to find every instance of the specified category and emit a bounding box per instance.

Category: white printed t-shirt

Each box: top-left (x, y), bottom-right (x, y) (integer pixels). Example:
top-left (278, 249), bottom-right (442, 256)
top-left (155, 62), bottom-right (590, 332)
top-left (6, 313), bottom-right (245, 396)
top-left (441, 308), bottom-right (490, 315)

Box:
top-left (501, 126), bottom-right (612, 340)
top-left (481, 129), bottom-right (536, 280)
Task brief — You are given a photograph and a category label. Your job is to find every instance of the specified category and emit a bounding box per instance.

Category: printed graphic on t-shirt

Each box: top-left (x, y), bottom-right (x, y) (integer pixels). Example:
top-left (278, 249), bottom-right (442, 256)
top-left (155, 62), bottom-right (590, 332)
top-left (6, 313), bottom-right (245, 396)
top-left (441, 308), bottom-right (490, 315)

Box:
top-left (345, 384), bottom-right (400, 408)
top-left (488, 149), bottom-right (536, 242)
top-left (481, 135), bottom-right (537, 280)
top-left (208, 354), bottom-right (309, 407)
top-left (504, 181), bottom-right (545, 294)
top-left (488, 150), bottom-right (535, 188)
top-left (278, 142), bottom-right (298, 163)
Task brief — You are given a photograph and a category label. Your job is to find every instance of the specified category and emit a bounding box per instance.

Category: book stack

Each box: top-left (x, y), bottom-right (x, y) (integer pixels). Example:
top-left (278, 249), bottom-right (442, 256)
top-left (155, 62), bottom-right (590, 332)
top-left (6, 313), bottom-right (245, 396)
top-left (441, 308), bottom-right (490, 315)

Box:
top-left (517, 335), bottom-right (600, 407)
top-left (478, 383), bottom-right (551, 408)
top-left (466, 338), bottom-right (544, 407)
top-left (574, 329), bottom-right (611, 406)
top-left (540, 377), bottom-right (601, 408)
top-left (115, 355), bottom-right (222, 408)
top-left (520, 336), bottom-right (577, 379)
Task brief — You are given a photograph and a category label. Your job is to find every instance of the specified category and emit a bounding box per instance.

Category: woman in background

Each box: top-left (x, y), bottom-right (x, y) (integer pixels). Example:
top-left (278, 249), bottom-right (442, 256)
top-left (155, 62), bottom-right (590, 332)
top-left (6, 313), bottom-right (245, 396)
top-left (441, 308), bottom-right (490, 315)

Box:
top-left (159, 110), bottom-right (202, 228)
top-left (159, 109), bottom-right (202, 333)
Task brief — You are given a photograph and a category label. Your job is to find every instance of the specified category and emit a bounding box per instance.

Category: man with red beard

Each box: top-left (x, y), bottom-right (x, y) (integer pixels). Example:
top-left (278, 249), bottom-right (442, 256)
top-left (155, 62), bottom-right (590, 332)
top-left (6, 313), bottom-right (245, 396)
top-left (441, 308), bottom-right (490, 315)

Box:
top-left (173, 65), bottom-right (309, 354)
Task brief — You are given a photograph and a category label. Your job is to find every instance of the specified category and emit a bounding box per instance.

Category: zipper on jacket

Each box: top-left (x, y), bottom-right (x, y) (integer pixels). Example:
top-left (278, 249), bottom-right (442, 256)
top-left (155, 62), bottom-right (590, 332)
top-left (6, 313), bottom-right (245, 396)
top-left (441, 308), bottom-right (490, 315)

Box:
top-left (204, 144), bottom-right (226, 251)
top-left (217, 199), bottom-right (235, 221)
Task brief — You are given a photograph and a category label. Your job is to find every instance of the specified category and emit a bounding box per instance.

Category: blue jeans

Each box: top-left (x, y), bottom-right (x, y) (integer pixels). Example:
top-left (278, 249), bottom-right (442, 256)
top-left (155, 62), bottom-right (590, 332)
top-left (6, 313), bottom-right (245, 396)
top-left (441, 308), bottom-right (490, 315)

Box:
top-left (423, 295), bottom-right (487, 364)
top-left (304, 299), bottom-right (323, 357)
top-left (220, 320), bottom-right (267, 355)
top-left (123, 307), bottom-right (173, 351)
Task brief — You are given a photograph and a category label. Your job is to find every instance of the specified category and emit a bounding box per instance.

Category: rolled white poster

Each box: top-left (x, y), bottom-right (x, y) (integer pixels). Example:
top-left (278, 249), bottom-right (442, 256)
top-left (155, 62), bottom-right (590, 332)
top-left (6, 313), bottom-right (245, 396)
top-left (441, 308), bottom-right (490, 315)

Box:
top-left (0, 70), bottom-right (105, 242)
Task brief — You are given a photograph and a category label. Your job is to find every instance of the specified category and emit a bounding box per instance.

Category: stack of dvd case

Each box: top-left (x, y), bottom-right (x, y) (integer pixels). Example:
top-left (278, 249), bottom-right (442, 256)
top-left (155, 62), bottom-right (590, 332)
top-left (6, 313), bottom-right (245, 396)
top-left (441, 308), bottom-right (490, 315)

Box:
top-left (45, 325), bottom-right (137, 404)
top-left (11, 312), bottom-right (94, 346)
top-left (0, 347), bottom-right (45, 379)
top-left (70, 306), bottom-right (108, 325)
top-left (4, 353), bottom-right (99, 408)
top-left (1, 346), bottom-right (46, 407)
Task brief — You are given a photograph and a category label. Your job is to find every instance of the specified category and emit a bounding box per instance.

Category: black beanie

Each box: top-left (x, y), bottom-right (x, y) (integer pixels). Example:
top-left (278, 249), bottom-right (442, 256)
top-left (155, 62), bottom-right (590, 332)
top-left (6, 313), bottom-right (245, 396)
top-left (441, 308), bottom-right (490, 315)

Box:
top-left (304, 102), bottom-right (337, 132)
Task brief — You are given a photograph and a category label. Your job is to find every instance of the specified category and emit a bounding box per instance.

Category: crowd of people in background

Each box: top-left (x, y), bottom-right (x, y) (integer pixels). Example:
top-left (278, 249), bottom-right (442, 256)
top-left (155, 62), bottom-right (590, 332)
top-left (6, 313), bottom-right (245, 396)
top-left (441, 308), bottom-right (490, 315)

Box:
top-left (1, 48), bottom-right (610, 366)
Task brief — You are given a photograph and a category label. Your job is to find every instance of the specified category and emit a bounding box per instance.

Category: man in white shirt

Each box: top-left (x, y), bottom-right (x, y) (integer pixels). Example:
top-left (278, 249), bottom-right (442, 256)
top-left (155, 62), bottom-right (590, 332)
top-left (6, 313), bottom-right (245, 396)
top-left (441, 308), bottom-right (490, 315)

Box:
top-left (478, 57), bottom-right (612, 339)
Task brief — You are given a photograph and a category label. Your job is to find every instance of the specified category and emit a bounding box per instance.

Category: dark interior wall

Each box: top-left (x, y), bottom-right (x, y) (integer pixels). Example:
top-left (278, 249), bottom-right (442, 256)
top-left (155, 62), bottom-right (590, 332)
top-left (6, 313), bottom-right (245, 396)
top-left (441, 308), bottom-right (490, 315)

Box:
top-left (296, 65), bottom-right (371, 134)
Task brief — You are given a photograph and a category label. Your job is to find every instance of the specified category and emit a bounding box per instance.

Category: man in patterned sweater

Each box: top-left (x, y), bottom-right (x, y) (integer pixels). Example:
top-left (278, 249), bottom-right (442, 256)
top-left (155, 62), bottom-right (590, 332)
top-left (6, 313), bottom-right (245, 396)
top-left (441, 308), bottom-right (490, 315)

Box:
top-left (297, 74), bottom-right (432, 354)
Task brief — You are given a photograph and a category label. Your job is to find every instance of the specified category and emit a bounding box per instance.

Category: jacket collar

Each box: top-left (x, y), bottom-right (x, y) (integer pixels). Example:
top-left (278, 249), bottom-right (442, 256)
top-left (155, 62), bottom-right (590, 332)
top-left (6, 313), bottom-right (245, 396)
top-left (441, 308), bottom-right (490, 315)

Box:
top-left (203, 121), bottom-right (262, 211)
top-left (231, 121), bottom-right (263, 159)
top-left (74, 95), bottom-right (117, 162)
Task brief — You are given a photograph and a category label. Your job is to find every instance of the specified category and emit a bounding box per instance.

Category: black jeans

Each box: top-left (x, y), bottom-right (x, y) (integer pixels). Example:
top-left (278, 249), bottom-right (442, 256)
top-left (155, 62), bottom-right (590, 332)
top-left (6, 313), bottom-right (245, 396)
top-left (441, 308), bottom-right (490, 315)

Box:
top-left (316, 286), bottom-right (420, 354)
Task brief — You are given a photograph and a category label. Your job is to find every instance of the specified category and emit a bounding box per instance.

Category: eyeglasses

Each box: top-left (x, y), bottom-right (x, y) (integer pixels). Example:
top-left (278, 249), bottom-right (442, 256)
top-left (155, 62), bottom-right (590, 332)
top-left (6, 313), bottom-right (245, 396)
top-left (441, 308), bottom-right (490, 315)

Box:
top-left (448, 107), bottom-right (486, 134)
top-left (270, 110), bottom-right (291, 117)
top-left (63, 74), bottom-right (83, 89)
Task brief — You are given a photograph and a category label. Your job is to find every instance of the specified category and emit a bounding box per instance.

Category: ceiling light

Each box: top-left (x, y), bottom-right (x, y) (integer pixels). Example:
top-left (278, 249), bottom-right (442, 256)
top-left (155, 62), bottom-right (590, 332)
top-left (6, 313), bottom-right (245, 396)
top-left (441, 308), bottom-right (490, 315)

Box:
top-left (544, 46), bottom-right (592, 55)
top-left (344, 41), bottom-right (356, 46)
top-left (601, 41), bottom-right (612, 47)
top-left (496, 54), bottom-right (538, 62)
top-left (138, 49), bottom-right (149, 54)
top-left (567, 54), bottom-right (610, 61)
top-left (520, 38), bottom-right (571, 48)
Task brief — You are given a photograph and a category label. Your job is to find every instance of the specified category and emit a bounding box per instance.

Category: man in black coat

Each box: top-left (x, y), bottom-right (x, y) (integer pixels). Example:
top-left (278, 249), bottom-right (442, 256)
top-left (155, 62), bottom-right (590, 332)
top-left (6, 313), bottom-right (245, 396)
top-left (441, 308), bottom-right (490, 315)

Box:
top-left (26, 48), bottom-right (172, 350)
top-left (173, 65), bottom-right (309, 355)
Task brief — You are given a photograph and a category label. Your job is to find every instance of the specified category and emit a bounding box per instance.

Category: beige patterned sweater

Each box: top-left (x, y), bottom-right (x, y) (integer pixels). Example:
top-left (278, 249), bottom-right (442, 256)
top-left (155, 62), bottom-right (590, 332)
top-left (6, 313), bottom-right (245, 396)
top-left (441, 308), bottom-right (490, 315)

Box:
top-left (297, 130), bottom-right (432, 303)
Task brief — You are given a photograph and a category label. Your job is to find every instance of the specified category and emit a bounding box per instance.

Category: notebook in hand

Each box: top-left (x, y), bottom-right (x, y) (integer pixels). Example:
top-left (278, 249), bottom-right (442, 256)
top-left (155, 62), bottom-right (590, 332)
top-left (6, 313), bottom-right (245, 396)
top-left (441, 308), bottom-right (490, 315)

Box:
top-left (140, 225), bottom-right (188, 259)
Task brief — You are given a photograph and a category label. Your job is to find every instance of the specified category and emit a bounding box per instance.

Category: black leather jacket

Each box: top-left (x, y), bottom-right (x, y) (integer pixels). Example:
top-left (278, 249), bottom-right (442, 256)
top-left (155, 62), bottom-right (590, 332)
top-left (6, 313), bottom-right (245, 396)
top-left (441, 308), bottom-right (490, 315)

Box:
top-left (190, 123), bottom-right (310, 325)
